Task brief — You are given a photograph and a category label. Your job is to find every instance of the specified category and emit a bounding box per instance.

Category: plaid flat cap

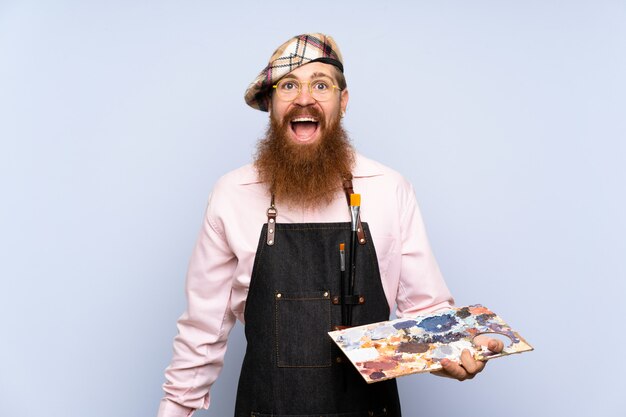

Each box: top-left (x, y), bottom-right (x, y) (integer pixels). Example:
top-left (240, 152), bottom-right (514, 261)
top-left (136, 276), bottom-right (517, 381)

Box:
top-left (244, 33), bottom-right (344, 112)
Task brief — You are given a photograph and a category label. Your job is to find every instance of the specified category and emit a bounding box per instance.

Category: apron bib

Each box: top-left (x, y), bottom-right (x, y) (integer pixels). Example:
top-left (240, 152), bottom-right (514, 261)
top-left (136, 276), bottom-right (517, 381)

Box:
top-left (234, 185), bottom-right (401, 417)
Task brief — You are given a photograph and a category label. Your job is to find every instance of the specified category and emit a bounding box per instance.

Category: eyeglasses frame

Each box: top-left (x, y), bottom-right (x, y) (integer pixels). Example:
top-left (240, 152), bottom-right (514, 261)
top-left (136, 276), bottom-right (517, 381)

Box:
top-left (272, 78), bottom-right (342, 102)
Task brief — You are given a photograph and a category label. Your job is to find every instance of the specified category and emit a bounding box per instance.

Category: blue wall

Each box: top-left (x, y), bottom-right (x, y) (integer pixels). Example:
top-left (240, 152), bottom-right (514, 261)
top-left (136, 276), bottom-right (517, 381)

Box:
top-left (1, 1), bottom-right (624, 416)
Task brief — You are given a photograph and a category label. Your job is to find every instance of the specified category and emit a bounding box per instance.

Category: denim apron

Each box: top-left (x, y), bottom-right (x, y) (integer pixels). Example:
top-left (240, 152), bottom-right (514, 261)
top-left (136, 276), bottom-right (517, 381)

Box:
top-left (233, 183), bottom-right (402, 417)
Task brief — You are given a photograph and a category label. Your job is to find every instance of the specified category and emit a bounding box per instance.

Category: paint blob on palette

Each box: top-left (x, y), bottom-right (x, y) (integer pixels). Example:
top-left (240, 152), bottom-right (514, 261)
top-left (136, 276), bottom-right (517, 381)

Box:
top-left (328, 305), bottom-right (533, 383)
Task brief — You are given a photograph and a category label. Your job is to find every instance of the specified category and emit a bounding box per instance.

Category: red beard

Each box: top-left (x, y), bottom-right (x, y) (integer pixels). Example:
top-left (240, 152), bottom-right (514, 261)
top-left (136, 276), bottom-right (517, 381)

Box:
top-left (254, 106), bottom-right (355, 210)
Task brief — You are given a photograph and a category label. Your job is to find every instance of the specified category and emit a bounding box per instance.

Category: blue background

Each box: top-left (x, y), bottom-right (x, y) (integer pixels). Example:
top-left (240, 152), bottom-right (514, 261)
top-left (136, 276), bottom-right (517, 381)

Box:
top-left (1, 1), bottom-right (624, 416)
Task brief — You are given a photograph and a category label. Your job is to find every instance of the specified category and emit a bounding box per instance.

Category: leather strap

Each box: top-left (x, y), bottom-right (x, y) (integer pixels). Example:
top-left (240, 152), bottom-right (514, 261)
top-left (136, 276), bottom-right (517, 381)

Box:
top-left (266, 194), bottom-right (277, 246)
top-left (342, 174), bottom-right (366, 245)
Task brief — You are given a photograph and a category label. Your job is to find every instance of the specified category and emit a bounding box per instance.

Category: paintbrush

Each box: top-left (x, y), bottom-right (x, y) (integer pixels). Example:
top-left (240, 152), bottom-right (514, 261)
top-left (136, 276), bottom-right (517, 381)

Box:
top-left (339, 243), bottom-right (346, 326)
top-left (347, 193), bottom-right (361, 326)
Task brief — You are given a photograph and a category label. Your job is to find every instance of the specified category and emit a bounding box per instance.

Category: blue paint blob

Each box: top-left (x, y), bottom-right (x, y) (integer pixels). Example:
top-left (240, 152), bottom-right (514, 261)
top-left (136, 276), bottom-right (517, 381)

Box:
top-left (475, 313), bottom-right (496, 325)
top-left (417, 313), bottom-right (458, 333)
top-left (431, 331), bottom-right (465, 344)
top-left (393, 320), bottom-right (417, 330)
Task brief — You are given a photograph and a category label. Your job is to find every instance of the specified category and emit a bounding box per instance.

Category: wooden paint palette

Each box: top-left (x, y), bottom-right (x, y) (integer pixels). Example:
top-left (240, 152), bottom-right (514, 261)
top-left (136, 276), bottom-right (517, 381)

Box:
top-left (328, 305), bottom-right (533, 383)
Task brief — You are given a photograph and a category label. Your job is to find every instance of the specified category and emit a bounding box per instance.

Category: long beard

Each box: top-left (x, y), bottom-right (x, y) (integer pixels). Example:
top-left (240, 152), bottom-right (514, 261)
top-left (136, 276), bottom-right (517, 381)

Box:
top-left (254, 108), bottom-right (355, 210)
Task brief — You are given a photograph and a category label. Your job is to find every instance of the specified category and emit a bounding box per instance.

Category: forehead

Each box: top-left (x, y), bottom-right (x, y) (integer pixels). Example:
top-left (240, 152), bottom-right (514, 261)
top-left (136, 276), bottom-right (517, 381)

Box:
top-left (280, 62), bottom-right (339, 82)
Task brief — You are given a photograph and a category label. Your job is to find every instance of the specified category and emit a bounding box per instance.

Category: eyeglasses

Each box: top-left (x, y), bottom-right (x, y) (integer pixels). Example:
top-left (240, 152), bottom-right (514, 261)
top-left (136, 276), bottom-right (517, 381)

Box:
top-left (272, 78), bottom-right (341, 102)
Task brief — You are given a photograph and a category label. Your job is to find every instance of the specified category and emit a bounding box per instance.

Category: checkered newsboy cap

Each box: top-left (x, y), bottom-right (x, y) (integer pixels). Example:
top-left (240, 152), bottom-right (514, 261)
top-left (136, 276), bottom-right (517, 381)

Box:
top-left (244, 33), bottom-right (344, 112)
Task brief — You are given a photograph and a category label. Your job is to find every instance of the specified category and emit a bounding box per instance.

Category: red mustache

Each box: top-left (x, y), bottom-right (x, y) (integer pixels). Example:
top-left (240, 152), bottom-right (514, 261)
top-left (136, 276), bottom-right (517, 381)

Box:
top-left (282, 106), bottom-right (325, 127)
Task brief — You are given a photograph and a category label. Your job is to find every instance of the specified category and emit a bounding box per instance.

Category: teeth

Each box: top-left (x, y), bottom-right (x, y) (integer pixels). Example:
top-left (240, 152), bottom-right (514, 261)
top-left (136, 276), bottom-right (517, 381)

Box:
top-left (291, 117), bottom-right (318, 123)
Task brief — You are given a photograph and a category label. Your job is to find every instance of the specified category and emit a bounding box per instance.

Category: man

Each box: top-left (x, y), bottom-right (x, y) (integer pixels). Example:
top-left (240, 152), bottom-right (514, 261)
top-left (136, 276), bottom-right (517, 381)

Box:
top-left (158, 33), bottom-right (503, 417)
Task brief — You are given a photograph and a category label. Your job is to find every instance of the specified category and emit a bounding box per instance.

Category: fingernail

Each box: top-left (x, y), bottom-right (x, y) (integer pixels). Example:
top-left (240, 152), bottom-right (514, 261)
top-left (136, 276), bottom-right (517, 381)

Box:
top-left (440, 359), bottom-right (450, 366)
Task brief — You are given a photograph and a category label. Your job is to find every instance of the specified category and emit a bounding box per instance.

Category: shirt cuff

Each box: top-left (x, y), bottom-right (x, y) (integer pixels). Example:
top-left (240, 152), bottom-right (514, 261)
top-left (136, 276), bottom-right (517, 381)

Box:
top-left (157, 398), bottom-right (195, 417)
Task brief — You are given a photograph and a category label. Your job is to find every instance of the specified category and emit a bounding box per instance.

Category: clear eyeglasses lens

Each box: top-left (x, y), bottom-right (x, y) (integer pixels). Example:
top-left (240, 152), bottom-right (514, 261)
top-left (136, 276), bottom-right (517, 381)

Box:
top-left (274, 80), bottom-right (336, 101)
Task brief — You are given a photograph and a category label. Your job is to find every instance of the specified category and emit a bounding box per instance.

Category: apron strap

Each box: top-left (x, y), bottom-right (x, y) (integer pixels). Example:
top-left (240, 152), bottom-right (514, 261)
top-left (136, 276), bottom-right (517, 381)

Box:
top-left (342, 174), bottom-right (367, 245)
top-left (266, 194), bottom-right (277, 246)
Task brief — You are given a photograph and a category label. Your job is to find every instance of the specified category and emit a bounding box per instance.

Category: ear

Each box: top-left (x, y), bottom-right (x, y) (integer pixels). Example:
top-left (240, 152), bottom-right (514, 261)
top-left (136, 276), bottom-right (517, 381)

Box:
top-left (340, 89), bottom-right (349, 113)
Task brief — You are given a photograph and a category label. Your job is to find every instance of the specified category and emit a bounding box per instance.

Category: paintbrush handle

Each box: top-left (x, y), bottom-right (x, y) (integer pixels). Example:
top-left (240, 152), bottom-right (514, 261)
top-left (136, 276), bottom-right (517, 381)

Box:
top-left (347, 232), bottom-right (358, 326)
top-left (349, 233), bottom-right (357, 289)
top-left (339, 244), bottom-right (347, 326)
top-left (340, 269), bottom-right (347, 326)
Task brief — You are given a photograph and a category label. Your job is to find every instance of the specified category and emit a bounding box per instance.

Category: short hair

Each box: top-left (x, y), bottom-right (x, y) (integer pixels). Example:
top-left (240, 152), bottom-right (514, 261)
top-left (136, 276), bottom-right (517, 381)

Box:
top-left (332, 66), bottom-right (347, 90)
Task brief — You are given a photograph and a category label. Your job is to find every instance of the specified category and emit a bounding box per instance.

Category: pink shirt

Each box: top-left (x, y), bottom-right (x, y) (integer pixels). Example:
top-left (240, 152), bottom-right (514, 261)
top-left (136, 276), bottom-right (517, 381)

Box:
top-left (158, 154), bottom-right (454, 417)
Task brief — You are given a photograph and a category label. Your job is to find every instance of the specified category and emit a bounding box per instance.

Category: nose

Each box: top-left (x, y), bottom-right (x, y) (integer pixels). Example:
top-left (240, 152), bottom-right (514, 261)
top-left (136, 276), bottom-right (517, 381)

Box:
top-left (293, 83), bottom-right (316, 106)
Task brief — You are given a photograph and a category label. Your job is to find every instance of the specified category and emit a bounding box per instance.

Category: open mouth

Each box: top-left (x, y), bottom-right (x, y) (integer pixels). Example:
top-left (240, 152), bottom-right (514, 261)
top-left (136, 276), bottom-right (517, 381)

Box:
top-left (290, 117), bottom-right (320, 142)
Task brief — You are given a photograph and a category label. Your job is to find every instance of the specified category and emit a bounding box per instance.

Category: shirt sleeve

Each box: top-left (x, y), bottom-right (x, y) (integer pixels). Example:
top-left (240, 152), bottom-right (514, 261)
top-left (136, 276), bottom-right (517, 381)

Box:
top-left (158, 190), bottom-right (238, 417)
top-left (395, 182), bottom-right (455, 317)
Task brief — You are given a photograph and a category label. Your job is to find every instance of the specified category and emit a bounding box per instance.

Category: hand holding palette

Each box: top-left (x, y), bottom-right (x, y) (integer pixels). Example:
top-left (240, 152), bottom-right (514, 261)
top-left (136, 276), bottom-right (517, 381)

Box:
top-left (328, 304), bottom-right (533, 383)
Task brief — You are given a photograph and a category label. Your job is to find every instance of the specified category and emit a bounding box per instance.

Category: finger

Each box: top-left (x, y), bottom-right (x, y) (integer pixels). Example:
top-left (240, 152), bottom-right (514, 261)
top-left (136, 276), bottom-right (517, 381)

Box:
top-left (438, 358), bottom-right (469, 381)
top-left (459, 349), bottom-right (484, 375)
top-left (488, 338), bottom-right (505, 353)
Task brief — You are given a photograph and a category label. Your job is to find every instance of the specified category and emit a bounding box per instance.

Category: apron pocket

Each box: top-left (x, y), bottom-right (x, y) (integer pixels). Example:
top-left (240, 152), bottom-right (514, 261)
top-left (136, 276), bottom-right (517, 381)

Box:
top-left (275, 290), bottom-right (332, 367)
